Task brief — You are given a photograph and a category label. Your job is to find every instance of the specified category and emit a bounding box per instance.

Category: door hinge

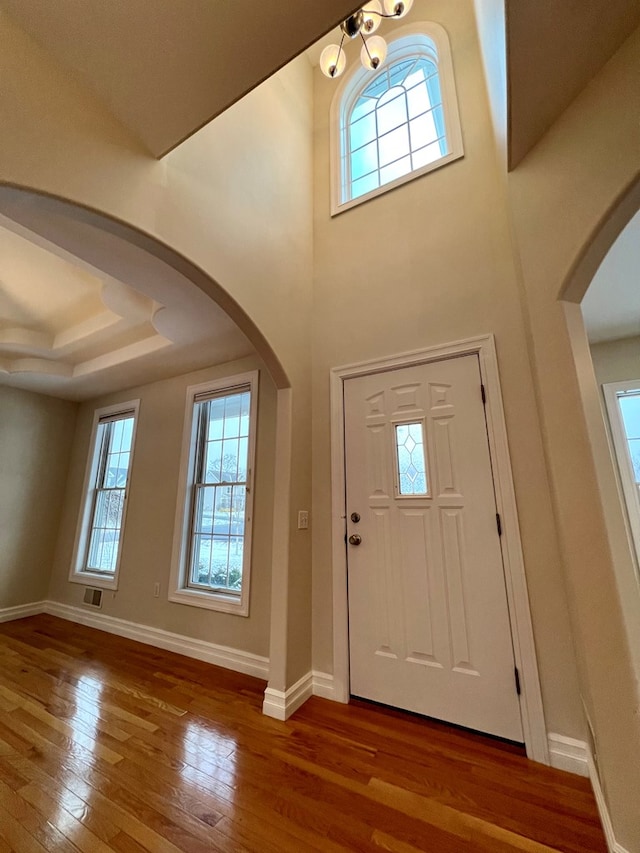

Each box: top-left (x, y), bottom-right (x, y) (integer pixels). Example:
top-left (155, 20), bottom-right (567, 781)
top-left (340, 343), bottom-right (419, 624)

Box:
top-left (481, 383), bottom-right (486, 405)
top-left (496, 513), bottom-right (502, 536)
top-left (514, 667), bottom-right (521, 696)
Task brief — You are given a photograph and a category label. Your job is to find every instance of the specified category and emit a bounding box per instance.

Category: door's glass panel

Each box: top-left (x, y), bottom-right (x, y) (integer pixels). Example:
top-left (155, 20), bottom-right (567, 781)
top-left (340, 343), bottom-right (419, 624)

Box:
top-left (395, 422), bottom-right (428, 495)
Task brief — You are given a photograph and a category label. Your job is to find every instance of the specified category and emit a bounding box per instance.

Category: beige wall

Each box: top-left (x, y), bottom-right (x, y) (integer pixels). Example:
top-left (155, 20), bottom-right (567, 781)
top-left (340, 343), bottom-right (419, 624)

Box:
top-left (590, 335), bottom-right (640, 386)
top-left (0, 15), bottom-right (315, 685)
top-left (49, 356), bottom-right (276, 656)
top-left (508, 25), bottom-right (640, 849)
top-left (0, 386), bottom-right (77, 608)
top-left (312, 0), bottom-right (582, 737)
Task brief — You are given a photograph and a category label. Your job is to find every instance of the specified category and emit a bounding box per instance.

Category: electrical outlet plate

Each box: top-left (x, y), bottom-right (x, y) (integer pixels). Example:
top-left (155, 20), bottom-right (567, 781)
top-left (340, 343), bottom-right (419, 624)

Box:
top-left (298, 510), bottom-right (309, 530)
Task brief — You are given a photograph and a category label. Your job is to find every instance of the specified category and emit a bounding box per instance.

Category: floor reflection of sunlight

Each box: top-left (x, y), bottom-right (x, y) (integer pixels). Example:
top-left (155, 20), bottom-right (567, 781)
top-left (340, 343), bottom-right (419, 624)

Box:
top-left (181, 719), bottom-right (238, 794)
top-left (53, 674), bottom-right (104, 836)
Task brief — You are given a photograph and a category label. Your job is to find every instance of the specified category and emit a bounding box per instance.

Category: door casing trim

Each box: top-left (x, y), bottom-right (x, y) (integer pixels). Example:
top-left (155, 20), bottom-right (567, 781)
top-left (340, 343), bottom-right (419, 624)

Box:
top-left (329, 334), bottom-right (549, 765)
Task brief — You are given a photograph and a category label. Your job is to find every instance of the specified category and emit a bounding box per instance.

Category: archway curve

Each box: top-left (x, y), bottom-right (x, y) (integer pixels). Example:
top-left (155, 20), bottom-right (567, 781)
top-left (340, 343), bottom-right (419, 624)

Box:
top-left (0, 183), bottom-right (291, 390)
top-left (0, 180), bottom-right (297, 701)
top-left (561, 174), bottom-right (640, 305)
top-left (555, 169), bottom-right (640, 678)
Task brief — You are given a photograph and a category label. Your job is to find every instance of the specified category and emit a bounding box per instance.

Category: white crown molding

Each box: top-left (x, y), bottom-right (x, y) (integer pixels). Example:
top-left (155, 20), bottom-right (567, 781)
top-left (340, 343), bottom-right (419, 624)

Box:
top-left (42, 601), bottom-right (269, 679)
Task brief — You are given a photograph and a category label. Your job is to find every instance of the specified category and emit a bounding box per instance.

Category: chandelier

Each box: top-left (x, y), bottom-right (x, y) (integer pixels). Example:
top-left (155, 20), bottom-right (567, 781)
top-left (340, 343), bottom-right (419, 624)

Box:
top-left (320, 0), bottom-right (414, 78)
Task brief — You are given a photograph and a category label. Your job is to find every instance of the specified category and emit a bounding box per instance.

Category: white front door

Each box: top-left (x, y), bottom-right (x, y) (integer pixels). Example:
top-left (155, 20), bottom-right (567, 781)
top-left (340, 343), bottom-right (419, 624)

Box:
top-left (344, 354), bottom-right (523, 741)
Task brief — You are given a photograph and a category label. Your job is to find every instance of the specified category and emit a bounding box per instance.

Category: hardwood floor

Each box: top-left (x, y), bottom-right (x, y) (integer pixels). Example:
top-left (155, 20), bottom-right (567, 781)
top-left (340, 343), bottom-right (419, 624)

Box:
top-left (0, 615), bottom-right (606, 852)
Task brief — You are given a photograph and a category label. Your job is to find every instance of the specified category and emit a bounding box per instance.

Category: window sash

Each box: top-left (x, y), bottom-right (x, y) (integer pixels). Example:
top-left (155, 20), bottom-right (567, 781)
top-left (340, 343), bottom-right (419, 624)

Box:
top-left (186, 388), bottom-right (251, 595)
top-left (83, 412), bottom-right (135, 575)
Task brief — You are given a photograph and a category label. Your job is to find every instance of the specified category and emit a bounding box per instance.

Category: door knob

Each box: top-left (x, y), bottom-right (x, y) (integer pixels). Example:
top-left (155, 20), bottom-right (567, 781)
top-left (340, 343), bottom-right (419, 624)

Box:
top-left (348, 533), bottom-right (362, 546)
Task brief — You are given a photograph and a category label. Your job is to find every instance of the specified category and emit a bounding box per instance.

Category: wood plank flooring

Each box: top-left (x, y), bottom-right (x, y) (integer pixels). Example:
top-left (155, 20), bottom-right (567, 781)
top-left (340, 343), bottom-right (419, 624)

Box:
top-left (0, 615), bottom-right (607, 852)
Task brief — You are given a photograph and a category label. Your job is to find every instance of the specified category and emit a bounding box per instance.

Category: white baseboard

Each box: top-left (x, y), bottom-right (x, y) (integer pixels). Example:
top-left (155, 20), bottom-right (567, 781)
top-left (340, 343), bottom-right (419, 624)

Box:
top-left (311, 670), bottom-right (336, 700)
top-left (0, 601), bottom-right (46, 623)
top-left (263, 671), bottom-right (313, 720)
top-left (262, 670), bottom-right (338, 720)
top-left (587, 751), bottom-right (631, 853)
top-left (547, 733), bottom-right (629, 853)
top-left (42, 601), bottom-right (269, 680)
top-left (547, 732), bottom-right (589, 777)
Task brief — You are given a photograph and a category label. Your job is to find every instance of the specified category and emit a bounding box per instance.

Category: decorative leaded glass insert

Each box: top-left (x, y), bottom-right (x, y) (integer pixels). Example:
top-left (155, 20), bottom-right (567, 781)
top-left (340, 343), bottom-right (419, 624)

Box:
top-left (395, 422), bottom-right (428, 496)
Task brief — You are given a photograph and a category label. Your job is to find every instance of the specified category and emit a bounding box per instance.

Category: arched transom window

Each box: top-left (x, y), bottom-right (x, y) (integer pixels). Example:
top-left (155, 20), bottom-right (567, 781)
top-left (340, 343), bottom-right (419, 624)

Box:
top-left (333, 26), bottom-right (463, 213)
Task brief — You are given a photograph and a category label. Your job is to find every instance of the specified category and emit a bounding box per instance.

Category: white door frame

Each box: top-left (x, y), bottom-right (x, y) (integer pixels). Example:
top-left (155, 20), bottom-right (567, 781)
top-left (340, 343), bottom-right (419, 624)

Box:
top-left (330, 334), bottom-right (549, 765)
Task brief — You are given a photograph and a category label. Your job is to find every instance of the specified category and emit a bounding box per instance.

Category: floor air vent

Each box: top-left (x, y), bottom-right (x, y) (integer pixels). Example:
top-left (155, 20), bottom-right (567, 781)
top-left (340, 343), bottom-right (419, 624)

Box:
top-left (83, 587), bottom-right (103, 609)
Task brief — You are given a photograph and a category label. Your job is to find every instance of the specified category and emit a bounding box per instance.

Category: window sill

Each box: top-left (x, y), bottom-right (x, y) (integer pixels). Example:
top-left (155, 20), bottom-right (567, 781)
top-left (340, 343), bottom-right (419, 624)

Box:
top-left (69, 571), bottom-right (118, 591)
top-left (169, 587), bottom-right (248, 616)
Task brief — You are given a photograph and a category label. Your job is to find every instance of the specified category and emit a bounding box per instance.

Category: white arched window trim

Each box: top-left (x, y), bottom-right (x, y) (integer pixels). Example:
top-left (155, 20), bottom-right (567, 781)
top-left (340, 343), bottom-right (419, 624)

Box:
top-left (329, 22), bottom-right (464, 215)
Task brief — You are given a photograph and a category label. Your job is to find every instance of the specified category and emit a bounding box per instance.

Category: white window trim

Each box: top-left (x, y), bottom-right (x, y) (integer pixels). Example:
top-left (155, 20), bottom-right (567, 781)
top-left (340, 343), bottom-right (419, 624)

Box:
top-left (69, 399), bottom-right (140, 591)
top-left (169, 370), bottom-right (259, 616)
top-left (602, 380), bottom-right (640, 574)
top-left (329, 21), bottom-right (464, 216)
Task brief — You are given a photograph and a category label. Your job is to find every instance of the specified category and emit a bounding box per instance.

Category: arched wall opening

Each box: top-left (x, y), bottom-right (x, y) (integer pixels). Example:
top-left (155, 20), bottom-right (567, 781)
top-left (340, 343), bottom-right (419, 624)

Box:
top-left (0, 183), bottom-right (296, 701)
top-left (559, 176), bottom-right (640, 677)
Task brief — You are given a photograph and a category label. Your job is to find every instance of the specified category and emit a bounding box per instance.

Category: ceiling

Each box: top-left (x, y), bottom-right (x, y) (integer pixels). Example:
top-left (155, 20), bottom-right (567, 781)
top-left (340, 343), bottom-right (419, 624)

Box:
top-left (1, 0), bottom-right (359, 157)
top-left (0, 217), bottom-right (252, 401)
top-left (2, 1), bottom-right (636, 165)
top-left (582, 210), bottom-right (640, 344)
top-left (506, 0), bottom-right (640, 168)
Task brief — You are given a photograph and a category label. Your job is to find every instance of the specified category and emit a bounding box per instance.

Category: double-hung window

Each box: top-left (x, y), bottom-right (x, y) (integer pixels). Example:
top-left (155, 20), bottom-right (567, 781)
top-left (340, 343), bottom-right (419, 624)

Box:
top-left (70, 400), bottom-right (139, 589)
top-left (603, 381), bottom-right (640, 574)
top-left (170, 372), bottom-right (258, 615)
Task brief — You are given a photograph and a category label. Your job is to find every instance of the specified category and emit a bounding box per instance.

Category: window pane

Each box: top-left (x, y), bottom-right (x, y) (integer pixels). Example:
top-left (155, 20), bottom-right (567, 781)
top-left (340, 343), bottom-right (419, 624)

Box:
top-left (351, 95), bottom-right (376, 123)
top-left (395, 422), bottom-right (428, 495)
top-left (628, 438), bottom-right (640, 483)
top-left (378, 124), bottom-right (410, 168)
top-left (351, 139), bottom-right (378, 181)
top-left (376, 87), bottom-right (407, 135)
top-left (208, 398), bottom-right (225, 440)
top-left (86, 491), bottom-right (124, 572)
top-left (205, 439), bottom-right (223, 483)
top-left (380, 155), bottom-right (412, 186)
top-left (350, 111), bottom-right (377, 150)
top-left (351, 171), bottom-right (380, 200)
top-left (412, 138), bottom-right (447, 170)
top-left (407, 81), bottom-right (432, 120)
top-left (410, 111), bottom-right (439, 150)
top-left (619, 393), bottom-right (640, 439)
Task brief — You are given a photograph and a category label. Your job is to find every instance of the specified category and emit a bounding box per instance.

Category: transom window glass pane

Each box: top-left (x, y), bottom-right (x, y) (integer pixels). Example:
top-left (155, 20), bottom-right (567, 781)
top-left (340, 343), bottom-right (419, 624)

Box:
top-left (86, 415), bottom-right (135, 573)
top-left (395, 422), bottom-right (428, 496)
top-left (345, 55), bottom-right (449, 203)
top-left (619, 392), bottom-right (640, 483)
top-left (189, 390), bottom-right (251, 593)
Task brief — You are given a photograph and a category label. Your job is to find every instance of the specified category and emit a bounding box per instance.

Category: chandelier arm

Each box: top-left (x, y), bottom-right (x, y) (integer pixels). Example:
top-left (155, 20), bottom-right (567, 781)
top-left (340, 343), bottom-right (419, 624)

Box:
top-left (336, 31), bottom-right (346, 71)
top-left (360, 31), bottom-right (374, 63)
top-left (365, 10), bottom-right (401, 17)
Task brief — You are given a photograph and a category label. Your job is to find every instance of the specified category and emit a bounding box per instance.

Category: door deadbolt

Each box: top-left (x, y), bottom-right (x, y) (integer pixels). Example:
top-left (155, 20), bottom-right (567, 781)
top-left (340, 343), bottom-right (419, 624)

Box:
top-left (348, 533), bottom-right (362, 546)
top-left (350, 512), bottom-right (361, 523)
